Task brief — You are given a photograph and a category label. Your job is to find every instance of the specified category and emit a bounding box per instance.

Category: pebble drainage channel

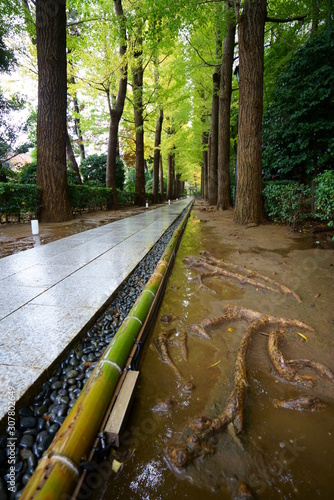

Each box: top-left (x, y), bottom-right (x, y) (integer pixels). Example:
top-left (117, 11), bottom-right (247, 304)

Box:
top-left (0, 208), bottom-right (189, 499)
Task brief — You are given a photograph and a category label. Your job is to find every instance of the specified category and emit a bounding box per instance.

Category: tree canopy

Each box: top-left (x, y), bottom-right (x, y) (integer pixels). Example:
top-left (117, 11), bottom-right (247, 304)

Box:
top-left (0, 0), bottom-right (333, 221)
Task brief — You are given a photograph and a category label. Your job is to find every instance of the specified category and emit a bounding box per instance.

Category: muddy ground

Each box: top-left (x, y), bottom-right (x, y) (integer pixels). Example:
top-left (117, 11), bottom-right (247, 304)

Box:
top-left (81, 199), bottom-right (333, 500)
top-left (2, 199), bottom-right (334, 498)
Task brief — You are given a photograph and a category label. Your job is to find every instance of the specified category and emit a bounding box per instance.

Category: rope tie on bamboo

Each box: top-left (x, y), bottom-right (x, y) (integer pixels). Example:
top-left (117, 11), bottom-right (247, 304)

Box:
top-left (125, 315), bottom-right (142, 326)
top-left (41, 453), bottom-right (80, 476)
top-left (100, 359), bottom-right (122, 374)
top-left (143, 289), bottom-right (155, 297)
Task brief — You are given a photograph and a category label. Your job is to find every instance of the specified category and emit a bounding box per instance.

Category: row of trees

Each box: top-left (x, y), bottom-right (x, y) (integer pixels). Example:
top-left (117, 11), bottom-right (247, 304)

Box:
top-left (0, 0), bottom-right (333, 223)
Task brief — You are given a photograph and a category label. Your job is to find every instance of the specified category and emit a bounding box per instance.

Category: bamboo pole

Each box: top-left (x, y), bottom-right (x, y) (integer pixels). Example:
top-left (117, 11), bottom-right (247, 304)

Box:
top-left (21, 201), bottom-right (193, 500)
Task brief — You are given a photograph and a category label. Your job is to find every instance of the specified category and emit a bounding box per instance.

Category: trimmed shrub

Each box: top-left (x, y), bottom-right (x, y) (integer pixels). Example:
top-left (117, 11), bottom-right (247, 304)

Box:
top-left (263, 181), bottom-right (310, 226)
top-left (0, 182), bottom-right (41, 221)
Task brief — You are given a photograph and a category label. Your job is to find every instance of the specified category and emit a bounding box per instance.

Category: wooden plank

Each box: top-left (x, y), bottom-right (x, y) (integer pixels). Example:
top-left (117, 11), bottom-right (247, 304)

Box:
top-left (104, 370), bottom-right (139, 447)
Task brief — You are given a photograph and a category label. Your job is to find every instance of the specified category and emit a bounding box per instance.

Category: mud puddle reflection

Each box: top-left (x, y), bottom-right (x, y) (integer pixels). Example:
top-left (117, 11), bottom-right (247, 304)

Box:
top-left (91, 212), bottom-right (334, 499)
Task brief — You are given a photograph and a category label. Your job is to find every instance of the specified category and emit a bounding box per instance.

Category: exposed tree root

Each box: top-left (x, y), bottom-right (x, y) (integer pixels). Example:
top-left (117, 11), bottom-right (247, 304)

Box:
top-left (183, 250), bottom-right (302, 302)
top-left (274, 395), bottom-right (327, 412)
top-left (287, 359), bottom-right (334, 383)
top-left (154, 329), bottom-right (182, 379)
top-left (167, 305), bottom-right (317, 468)
top-left (268, 331), bottom-right (314, 387)
top-left (176, 331), bottom-right (188, 361)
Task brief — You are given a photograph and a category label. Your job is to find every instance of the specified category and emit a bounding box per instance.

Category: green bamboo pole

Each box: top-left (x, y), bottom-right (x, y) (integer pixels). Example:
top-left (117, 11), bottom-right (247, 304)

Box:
top-left (21, 201), bottom-right (193, 500)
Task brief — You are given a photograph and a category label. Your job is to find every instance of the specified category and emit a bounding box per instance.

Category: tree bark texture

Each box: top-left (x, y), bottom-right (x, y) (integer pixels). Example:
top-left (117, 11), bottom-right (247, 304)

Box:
top-left (207, 31), bottom-right (222, 205)
top-left (153, 108), bottom-right (163, 204)
top-left (106, 0), bottom-right (127, 209)
top-left (202, 131), bottom-right (209, 200)
top-left (159, 155), bottom-right (164, 201)
top-left (36, 0), bottom-right (72, 222)
top-left (217, 18), bottom-right (235, 210)
top-left (72, 93), bottom-right (85, 160)
top-left (132, 46), bottom-right (145, 206)
top-left (234, 0), bottom-right (266, 225)
top-left (167, 149), bottom-right (175, 200)
top-left (65, 129), bottom-right (82, 183)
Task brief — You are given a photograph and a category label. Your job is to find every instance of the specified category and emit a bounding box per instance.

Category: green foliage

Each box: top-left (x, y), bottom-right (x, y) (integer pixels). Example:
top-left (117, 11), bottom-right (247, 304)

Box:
top-left (68, 185), bottom-right (136, 211)
top-left (19, 163), bottom-right (37, 184)
top-left (124, 167), bottom-right (136, 192)
top-left (0, 164), bottom-right (18, 182)
top-left (263, 180), bottom-right (310, 225)
top-left (0, 182), bottom-right (41, 220)
top-left (67, 169), bottom-right (81, 185)
top-left (263, 28), bottom-right (334, 182)
top-left (0, 89), bottom-right (27, 162)
top-left (314, 170), bottom-right (334, 223)
top-left (79, 154), bottom-right (125, 190)
top-left (68, 184), bottom-right (113, 212)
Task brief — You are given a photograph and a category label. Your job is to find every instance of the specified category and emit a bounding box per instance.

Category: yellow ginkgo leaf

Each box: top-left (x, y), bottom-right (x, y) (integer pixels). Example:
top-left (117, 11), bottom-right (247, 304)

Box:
top-left (112, 459), bottom-right (123, 473)
top-left (208, 360), bottom-right (221, 368)
top-left (296, 332), bottom-right (307, 342)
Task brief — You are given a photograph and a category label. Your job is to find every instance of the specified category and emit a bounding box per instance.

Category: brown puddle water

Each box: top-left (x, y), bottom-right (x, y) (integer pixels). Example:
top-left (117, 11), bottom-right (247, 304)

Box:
top-left (91, 210), bottom-right (334, 500)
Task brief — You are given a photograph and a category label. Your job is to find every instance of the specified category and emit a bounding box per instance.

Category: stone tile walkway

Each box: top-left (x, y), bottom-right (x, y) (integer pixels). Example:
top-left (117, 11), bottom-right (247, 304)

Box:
top-left (0, 198), bottom-right (192, 425)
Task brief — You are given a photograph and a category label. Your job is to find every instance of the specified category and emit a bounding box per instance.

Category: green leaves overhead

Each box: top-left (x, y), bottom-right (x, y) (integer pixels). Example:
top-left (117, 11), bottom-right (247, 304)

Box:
top-left (263, 27), bottom-right (334, 181)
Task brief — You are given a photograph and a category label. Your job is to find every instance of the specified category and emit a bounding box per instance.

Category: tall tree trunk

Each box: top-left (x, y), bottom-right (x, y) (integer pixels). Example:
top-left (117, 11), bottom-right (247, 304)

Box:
top-left (167, 149), bottom-right (175, 200)
top-left (159, 154), bottom-right (164, 201)
top-left (153, 108), bottom-right (163, 204)
top-left (207, 31), bottom-right (222, 205)
top-left (73, 93), bottom-right (86, 160)
top-left (36, 0), bottom-right (72, 222)
top-left (202, 131), bottom-right (209, 200)
top-left (106, 0), bottom-right (127, 209)
top-left (66, 128), bottom-right (82, 183)
top-left (217, 16), bottom-right (235, 210)
top-left (132, 43), bottom-right (145, 206)
top-left (234, 0), bottom-right (266, 225)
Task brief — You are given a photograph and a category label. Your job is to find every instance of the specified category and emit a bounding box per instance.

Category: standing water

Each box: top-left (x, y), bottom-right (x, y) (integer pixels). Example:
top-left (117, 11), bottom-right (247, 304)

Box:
top-left (90, 208), bottom-right (334, 499)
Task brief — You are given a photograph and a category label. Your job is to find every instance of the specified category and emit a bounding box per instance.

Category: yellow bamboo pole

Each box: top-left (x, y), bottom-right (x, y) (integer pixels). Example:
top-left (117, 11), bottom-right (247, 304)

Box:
top-left (21, 201), bottom-right (193, 500)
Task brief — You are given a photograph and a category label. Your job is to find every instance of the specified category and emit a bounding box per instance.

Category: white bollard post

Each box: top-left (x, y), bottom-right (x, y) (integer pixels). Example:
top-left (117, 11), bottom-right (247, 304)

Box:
top-left (146, 202), bottom-right (148, 208)
top-left (168, 199), bottom-right (171, 205)
top-left (31, 219), bottom-right (39, 235)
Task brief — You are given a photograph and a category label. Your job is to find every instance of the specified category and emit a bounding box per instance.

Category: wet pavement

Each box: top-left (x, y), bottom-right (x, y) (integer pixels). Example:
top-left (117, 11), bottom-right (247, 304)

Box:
top-left (0, 199), bottom-right (192, 425)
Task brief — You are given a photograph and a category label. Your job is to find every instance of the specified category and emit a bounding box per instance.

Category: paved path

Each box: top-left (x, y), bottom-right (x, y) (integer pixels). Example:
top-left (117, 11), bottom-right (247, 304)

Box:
top-left (0, 198), bottom-right (192, 424)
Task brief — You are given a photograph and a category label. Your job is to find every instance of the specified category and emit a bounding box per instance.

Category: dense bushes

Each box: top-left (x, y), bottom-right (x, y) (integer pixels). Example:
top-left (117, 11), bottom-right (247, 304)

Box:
top-left (0, 182), bottom-right (139, 222)
top-left (80, 154), bottom-right (125, 189)
top-left (314, 170), bottom-right (334, 225)
top-left (67, 185), bottom-right (113, 212)
top-left (263, 171), bottom-right (334, 226)
top-left (0, 182), bottom-right (41, 221)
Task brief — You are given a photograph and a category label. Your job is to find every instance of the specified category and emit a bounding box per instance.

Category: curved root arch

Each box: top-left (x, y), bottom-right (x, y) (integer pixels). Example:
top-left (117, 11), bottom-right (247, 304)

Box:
top-left (167, 305), bottom-right (334, 469)
top-left (183, 250), bottom-right (301, 302)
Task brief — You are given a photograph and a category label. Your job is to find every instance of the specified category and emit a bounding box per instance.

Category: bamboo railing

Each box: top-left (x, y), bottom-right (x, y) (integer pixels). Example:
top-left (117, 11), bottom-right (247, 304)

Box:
top-left (21, 201), bottom-right (193, 499)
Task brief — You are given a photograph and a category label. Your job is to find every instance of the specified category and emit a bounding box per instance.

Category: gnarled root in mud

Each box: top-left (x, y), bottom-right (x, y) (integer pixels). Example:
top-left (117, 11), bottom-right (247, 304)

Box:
top-left (167, 305), bottom-right (316, 468)
top-left (183, 250), bottom-right (302, 302)
top-left (154, 328), bottom-right (182, 379)
top-left (274, 395), bottom-right (327, 412)
top-left (287, 359), bottom-right (334, 383)
top-left (268, 331), bottom-right (314, 387)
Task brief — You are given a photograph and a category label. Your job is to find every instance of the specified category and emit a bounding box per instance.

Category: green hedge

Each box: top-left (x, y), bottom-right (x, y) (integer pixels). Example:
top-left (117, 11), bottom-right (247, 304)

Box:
top-left (263, 172), bottom-right (334, 226)
top-left (68, 185), bottom-right (137, 212)
top-left (0, 183), bottom-right (42, 222)
top-left (68, 185), bottom-right (113, 212)
top-left (263, 181), bottom-right (310, 225)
